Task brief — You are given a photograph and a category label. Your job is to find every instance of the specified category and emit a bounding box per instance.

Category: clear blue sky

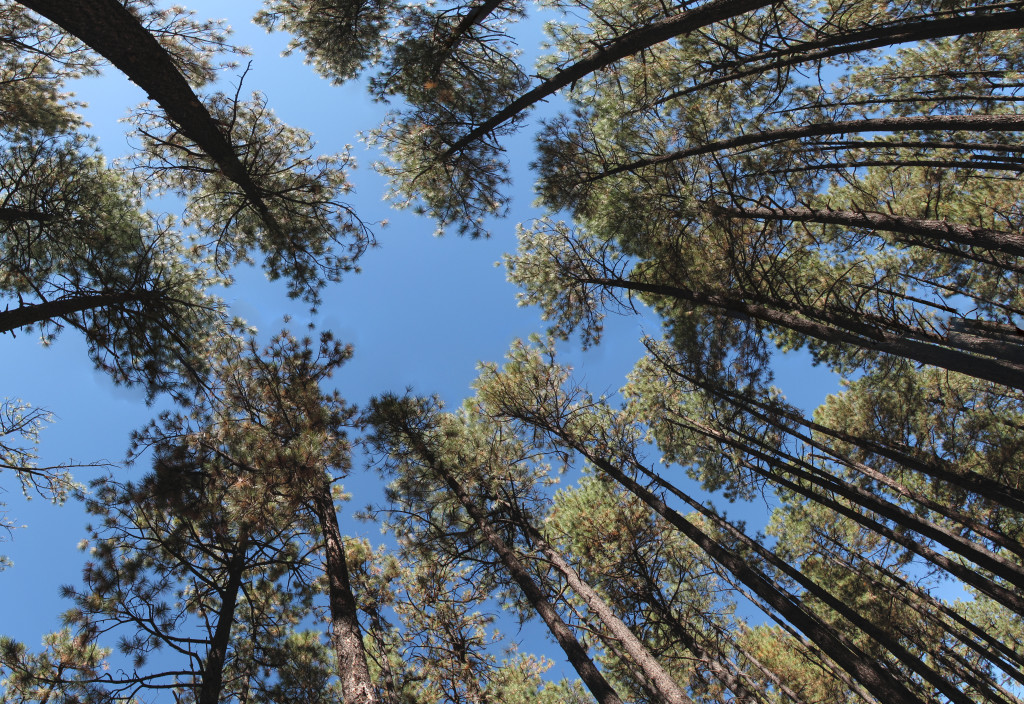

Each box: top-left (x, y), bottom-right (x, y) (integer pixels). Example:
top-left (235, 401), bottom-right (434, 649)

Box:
top-left (1, 0), bottom-right (840, 681)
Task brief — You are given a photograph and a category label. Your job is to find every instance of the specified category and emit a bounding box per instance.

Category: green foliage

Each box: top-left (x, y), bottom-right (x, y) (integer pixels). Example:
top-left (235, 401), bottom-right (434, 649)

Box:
top-left (0, 132), bottom-right (225, 393)
top-left (6, 1), bottom-right (1024, 702)
top-left (258, 0), bottom-right (529, 236)
top-left (128, 91), bottom-right (372, 304)
top-left (0, 398), bottom-right (84, 570)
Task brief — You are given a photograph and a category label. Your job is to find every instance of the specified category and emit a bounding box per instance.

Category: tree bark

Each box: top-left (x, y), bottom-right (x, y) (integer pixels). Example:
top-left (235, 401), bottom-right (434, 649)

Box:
top-left (669, 396), bottom-right (1024, 582)
top-left (712, 205), bottom-right (1024, 258)
top-left (577, 449), bottom-right (929, 704)
top-left (0, 290), bottom-right (162, 335)
top-left (514, 511), bottom-right (693, 704)
top-left (594, 114), bottom-right (1024, 181)
top-left (674, 365), bottom-right (1024, 515)
top-left (18, 0), bottom-right (278, 232)
top-left (442, 0), bottom-right (776, 157)
top-left (0, 207), bottom-right (53, 222)
top-left (818, 540), bottom-right (1024, 690)
top-left (584, 276), bottom-right (1024, 390)
top-left (689, 375), bottom-right (1024, 559)
top-left (399, 432), bottom-right (625, 704)
top-left (712, 427), bottom-right (1024, 616)
top-left (657, 8), bottom-right (1024, 104)
top-left (197, 541), bottom-right (247, 704)
top-left (504, 401), bottom-right (929, 704)
top-left (310, 480), bottom-right (378, 704)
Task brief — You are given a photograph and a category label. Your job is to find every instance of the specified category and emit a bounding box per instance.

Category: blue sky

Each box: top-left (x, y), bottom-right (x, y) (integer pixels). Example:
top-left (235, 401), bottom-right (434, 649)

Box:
top-left (1, 0), bottom-right (842, 684)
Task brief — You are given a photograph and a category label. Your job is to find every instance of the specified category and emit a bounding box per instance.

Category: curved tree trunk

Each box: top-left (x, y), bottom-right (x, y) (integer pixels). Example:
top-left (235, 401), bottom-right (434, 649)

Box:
top-left (0, 290), bottom-right (162, 335)
top-left (656, 9), bottom-right (1024, 104)
top-left (594, 114), bottom-right (1024, 180)
top-left (442, 0), bottom-right (776, 157)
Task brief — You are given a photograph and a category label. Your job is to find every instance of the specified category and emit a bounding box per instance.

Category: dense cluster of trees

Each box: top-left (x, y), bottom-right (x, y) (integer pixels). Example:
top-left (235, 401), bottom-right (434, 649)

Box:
top-left (1, 0), bottom-right (1022, 702)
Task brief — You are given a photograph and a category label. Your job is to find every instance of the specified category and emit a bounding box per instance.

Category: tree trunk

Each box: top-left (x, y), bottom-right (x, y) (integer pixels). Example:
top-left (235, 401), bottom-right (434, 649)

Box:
top-left (0, 207), bottom-right (53, 222)
top-left (718, 389), bottom-right (1024, 559)
top-left (594, 114), bottom-right (1024, 180)
top-left (0, 290), bottom-right (161, 335)
top-left (401, 434), bottom-right (625, 704)
top-left (669, 366), bottom-right (1024, 514)
top-left (584, 276), bottom-right (1024, 390)
top-left (818, 540), bottom-right (1024, 690)
top-left (442, 0), bottom-right (776, 157)
top-left (658, 8), bottom-right (1024, 103)
top-left (197, 540), bottom-right (247, 704)
top-left (540, 434), bottom-right (929, 704)
top-left (687, 415), bottom-right (1024, 591)
top-left (19, 0), bottom-right (278, 232)
top-left (712, 205), bottom-right (1024, 258)
top-left (310, 480), bottom-right (378, 704)
top-left (515, 512), bottom-right (694, 704)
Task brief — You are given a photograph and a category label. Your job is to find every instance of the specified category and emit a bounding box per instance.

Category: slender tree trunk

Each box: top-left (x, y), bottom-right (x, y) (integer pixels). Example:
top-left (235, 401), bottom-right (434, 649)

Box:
top-left (516, 420), bottom-right (929, 704)
top-left (444, 0), bottom-right (505, 52)
top-left (617, 423), bottom-right (1005, 702)
top-left (443, 0), bottom-right (776, 156)
top-left (584, 276), bottom-right (1024, 390)
top-left (727, 444), bottom-right (1024, 616)
top-left (768, 158), bottom-right (1024, 179)
top-left (197, 540), bottom-right (247, 704)
top-left (717, 388), bottom-right (1024, 559)
top-left (400, 433), bottom-right (625, 704)
top-left (653, 355), bottom-right (1024, 553)
top-left (594, 114), bottom-right (1024, 180)
top-left (711, 205), bottom-right (1024, 258)
top-left (309, 480), bottom-right (378, 704)
top-left (606, 460), bottom-right (927, 703)
top-left (687, 415), bottom-right (1024, 591)
top-left (497, 398), bottom-right (957, 704)
top-left (657, 8), bottom-right (1024, 104)
top-left (662, 362), bottom-right (1024, 514)
top-left (818, 540), bottom-right (1024, 689)
top-left (515, 512), bottom-right (694, 704)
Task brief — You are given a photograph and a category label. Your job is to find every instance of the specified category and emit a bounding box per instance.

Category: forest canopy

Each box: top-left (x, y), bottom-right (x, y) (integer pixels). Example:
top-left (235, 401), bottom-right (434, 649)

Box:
top-left (1, 0), bottom-right (1023, 702)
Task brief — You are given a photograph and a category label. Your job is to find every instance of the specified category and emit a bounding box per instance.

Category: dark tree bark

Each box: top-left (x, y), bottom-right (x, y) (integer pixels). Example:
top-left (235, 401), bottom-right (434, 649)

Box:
top-left (655, 8), bottom-right (1024, 104)
top-left (444, 0), bottom-right (505, 52)
top-left (310, 481), bottom-right (378, 704)
top-left (442, 0), bottom-right (777, 157)
top-left (582, 275), bottom-right (1024, 390)
top-left (816, 539), bottom-right (1024, 690)
top-left (711, 205), bottom-right (1024, 258)
top-left (663, 362), bottom-right (1024, 515)
top-left (197, 543), bottom-right (247, 704)
top-left (581, 451), bottom-right (930, 704)
top-left (0, 207), bottom-right (53, 222)
top-left (680, 372), bottom-right (1024, 559)
top-left (685, 417), bottom-right (1024, 616)
top-left (592, 114), bottom-right (1024, 181)
top-left (18, 0), bottom-right (280, 232)
top-left (397, 430), bottom-right (626, 704)
top-left (498, 404), bottom-right (930, 704)
top-left (0, 290), bottom-right (164, 335)
top-left (509, 506), bottom-right (693, 704)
